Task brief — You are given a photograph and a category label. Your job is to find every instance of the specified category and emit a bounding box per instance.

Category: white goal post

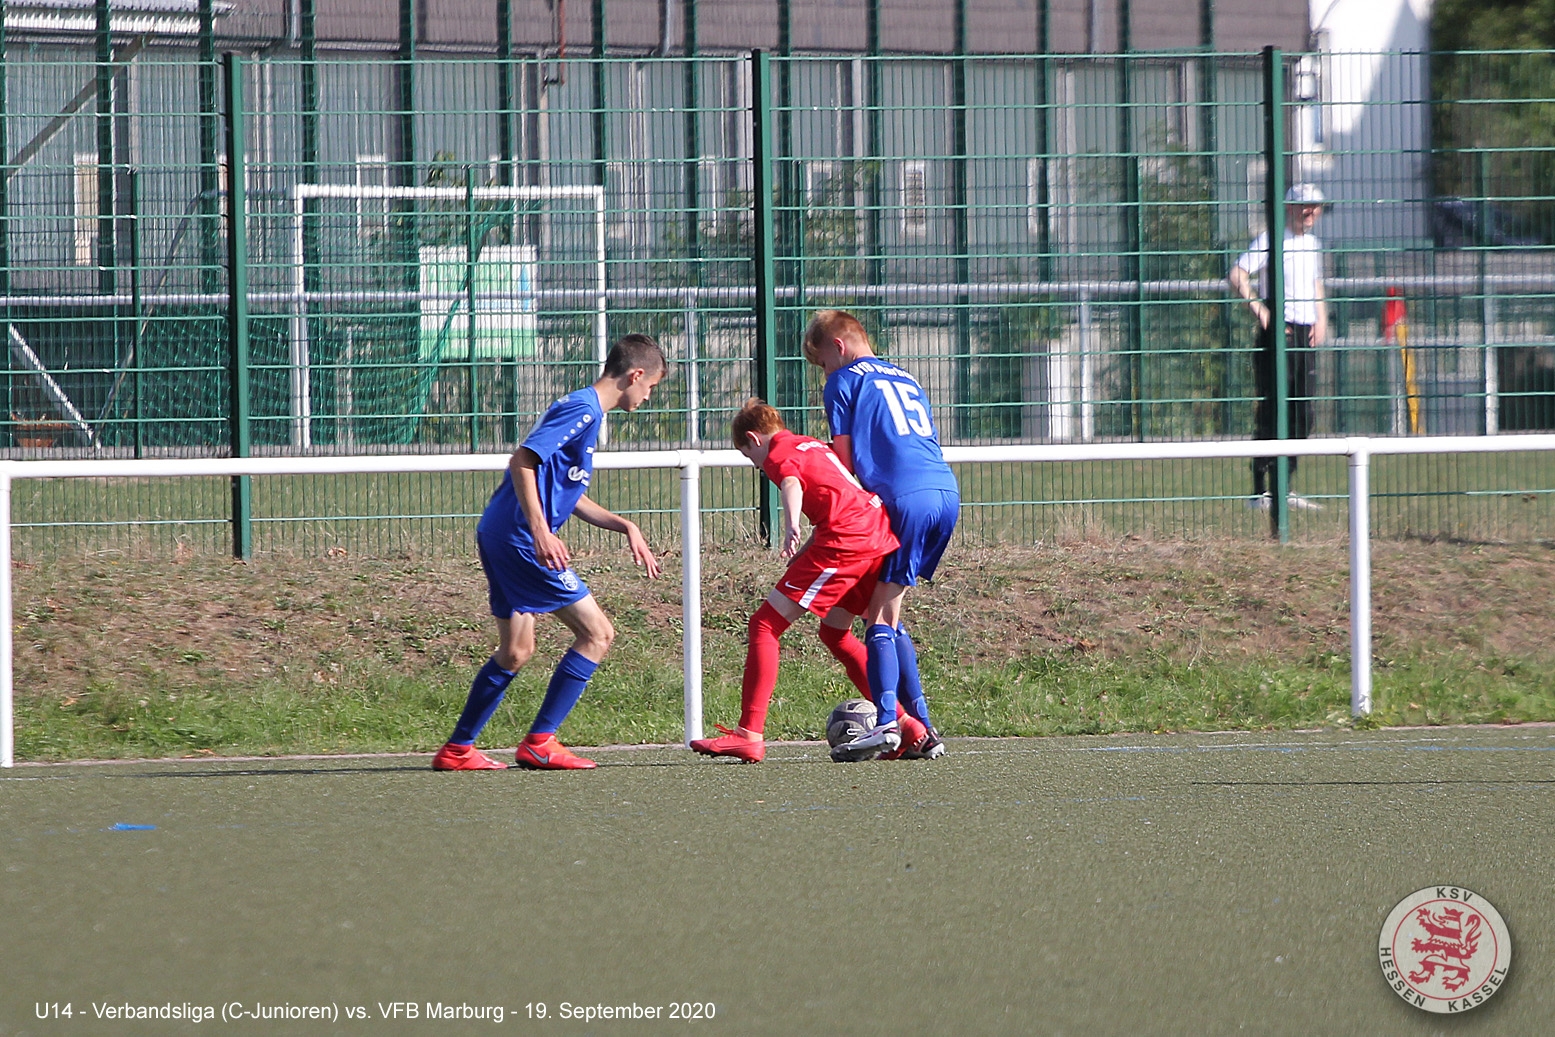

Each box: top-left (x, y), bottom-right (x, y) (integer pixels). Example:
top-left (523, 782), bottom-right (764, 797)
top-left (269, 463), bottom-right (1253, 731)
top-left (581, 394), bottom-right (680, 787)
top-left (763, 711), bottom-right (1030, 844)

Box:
top-left (4, 433), bottom-right (1555, 767)
top-left (288, 183), bottom-right (608, 448)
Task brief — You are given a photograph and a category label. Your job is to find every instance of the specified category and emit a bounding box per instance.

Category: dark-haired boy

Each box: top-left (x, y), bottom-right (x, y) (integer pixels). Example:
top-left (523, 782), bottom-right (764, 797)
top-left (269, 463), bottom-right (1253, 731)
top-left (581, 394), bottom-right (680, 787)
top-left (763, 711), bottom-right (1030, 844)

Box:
top-left (432, 334), bottom-right (667, 771)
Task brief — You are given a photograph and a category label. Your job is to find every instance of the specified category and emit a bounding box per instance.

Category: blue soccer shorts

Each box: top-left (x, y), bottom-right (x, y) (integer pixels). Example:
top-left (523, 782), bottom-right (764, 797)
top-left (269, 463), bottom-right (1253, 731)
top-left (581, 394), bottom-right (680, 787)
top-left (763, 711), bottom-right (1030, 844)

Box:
top-left (879, 488), bottom-right (959, 586)
top-left (476, 530), bottom-right (591, 618)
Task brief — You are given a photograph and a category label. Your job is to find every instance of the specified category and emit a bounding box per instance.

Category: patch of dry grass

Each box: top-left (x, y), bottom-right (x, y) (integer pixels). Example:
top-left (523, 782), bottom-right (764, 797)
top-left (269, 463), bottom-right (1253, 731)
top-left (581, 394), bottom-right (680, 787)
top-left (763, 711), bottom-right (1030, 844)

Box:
top-left (12, 535), bottom-right (1555, 759)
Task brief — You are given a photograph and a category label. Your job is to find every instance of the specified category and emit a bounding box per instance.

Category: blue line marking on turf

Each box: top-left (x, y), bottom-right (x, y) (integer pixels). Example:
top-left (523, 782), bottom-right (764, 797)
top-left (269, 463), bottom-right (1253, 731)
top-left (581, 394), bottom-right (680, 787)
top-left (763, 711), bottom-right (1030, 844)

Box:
top-left (109, 823), bottom-right (157, 831)
top-left (1077, 746), bottom-right (1190, 753)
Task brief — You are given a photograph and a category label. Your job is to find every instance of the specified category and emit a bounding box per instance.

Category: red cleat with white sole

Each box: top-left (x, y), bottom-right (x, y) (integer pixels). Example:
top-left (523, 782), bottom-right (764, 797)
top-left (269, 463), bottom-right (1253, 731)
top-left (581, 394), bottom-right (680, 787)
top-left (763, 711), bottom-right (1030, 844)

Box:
top-left (432, 742), bottom-right (509, 771)
top-left (689, 724), bottom-right (766, 763)
top-left (880, 714), bottom-right (929, 761)
top-left (515, 734), bottom-right (597, 770)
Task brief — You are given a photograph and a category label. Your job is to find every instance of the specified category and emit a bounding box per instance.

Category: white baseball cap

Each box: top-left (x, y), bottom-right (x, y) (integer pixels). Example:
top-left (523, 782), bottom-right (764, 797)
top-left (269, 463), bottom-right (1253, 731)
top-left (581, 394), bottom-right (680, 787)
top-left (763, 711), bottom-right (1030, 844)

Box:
top-left (1285, 183), bottom-right (1325, 205)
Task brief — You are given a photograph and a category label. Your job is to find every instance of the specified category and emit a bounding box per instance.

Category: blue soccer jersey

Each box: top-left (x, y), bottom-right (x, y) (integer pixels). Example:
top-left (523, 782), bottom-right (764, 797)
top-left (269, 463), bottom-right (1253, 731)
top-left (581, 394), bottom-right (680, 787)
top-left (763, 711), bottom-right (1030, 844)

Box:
top-left (477, 387), bottom-right (603, 546)
top-left (823, 357), bottom-right (958, 504)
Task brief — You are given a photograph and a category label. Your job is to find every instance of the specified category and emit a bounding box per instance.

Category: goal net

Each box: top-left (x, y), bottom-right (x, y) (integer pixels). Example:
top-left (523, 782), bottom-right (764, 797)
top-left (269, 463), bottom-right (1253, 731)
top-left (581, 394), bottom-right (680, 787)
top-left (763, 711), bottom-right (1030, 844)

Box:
top-left (279, 183), bottom-right (606, 449)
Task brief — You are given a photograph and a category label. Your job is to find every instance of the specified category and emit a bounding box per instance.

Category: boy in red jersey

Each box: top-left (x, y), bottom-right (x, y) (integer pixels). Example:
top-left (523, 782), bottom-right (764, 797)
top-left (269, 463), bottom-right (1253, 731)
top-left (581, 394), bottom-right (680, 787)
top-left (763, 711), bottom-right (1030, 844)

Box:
top-left (690, 399), bottom-right (899, 763)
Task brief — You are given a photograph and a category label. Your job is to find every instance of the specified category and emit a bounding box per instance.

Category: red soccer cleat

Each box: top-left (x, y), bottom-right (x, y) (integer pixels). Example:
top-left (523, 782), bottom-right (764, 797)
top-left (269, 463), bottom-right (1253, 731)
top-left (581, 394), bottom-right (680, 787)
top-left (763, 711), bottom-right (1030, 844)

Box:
top-left (689, 724), bottom-right (766, 763)
top-left (515, 734), bottom-right (597, 770)
top-left (880, 714), bottom-right (928, 761)
top-left (432, 742), bottom-right (509, 771)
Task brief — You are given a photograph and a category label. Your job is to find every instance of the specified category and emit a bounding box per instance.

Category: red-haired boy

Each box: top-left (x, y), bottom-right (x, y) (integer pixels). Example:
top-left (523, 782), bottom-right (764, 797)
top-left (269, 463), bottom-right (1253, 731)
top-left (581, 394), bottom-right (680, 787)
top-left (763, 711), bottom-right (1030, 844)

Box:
top-left (691, 399), bottom-right (900, 763)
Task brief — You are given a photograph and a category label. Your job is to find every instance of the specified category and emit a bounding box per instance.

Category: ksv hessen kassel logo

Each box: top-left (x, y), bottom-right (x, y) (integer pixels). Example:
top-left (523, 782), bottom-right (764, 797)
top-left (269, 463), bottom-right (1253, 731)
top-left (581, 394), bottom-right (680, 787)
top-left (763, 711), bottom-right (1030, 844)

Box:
top-left (1378, 886), bottom-right (1511, 1014)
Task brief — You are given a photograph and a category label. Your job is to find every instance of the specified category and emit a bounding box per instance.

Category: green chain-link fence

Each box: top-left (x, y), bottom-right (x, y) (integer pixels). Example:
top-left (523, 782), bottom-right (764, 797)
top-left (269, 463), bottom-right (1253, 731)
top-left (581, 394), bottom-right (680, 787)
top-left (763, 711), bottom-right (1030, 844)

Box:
top-left (1, 44), bottom-right (1551, 555)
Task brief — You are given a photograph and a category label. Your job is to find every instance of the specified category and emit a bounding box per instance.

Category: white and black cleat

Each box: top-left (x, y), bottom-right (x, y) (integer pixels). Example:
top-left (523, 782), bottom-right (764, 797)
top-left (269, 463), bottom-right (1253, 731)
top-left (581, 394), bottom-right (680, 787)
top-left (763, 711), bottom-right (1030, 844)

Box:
top-left (901, 727), bottom-right (947, 760)
top-left (829, 722), bottom-right (902, 763)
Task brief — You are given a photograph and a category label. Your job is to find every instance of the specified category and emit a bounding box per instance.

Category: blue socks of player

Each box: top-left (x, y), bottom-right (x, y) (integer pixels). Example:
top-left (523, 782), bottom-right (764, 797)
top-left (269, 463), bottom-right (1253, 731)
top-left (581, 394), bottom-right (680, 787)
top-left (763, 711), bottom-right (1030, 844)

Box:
top-left (865, 624), bottom-right (900, 725)
top-left (867, 623), bottom-right (934, 729)
top-left (529, 648), bottom-right (599, 735)
top-left (450, 656), bottom-right (517, 745)
top-left (895, 624), bottom-right (933, 728)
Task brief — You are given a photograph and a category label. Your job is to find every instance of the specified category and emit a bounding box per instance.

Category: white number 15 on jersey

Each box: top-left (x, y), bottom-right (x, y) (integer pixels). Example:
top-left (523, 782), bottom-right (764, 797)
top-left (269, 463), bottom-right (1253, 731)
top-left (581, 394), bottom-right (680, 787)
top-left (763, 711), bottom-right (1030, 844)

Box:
top-left (873, 379), bottom-right (933, 437)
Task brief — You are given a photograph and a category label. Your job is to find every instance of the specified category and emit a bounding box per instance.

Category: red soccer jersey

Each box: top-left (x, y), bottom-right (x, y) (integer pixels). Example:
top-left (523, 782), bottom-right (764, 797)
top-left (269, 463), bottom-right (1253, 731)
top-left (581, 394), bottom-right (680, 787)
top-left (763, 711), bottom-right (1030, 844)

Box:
top-left (762, 430), bottom-right (899, 557)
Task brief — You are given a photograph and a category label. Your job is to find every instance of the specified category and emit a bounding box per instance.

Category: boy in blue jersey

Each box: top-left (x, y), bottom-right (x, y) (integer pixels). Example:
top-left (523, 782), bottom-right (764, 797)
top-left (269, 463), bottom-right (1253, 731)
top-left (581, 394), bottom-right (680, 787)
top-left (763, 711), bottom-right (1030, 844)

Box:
top-left (803, 309), bottom-right (958, 760)
top-left (432, 334), bottom-right (667, 771)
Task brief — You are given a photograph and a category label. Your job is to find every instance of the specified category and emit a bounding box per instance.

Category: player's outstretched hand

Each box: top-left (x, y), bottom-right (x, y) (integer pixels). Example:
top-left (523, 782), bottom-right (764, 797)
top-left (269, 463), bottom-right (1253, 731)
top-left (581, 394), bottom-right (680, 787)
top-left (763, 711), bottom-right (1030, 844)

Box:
top-left (533, 528), bottom-right (571, 571)
top-left (781, 522), bottom-right (804, 559)
top-left (624, 522), bottom-right (660, 578)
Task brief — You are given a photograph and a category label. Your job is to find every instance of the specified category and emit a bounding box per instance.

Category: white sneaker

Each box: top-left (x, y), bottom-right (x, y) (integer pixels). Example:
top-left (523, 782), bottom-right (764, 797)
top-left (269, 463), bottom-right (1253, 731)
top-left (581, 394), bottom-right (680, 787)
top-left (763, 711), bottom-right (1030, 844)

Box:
top-left (1287, 494), bottom-right (1324, 511)
top-left (830, 722), bottom-right (902, 763)
top-left (1246, 493), bottom-right (1271, 511)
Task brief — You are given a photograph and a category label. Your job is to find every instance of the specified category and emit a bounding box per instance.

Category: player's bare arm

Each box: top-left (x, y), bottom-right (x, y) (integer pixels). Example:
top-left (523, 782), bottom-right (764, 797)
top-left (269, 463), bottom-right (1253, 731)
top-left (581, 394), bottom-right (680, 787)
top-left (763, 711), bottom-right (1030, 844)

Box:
top-left (779, 476), bottom-right (804, 558)
top-left (572, 495), bottom-right (661, 579)
top-left (512, 449), bottom-right (570, 572)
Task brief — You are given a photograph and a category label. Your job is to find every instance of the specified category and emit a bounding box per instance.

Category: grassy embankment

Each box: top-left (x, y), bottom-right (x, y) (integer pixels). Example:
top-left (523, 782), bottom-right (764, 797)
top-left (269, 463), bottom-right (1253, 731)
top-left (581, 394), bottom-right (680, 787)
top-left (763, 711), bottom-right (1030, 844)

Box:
top-left (12, 537), bottom-right (1555, 761)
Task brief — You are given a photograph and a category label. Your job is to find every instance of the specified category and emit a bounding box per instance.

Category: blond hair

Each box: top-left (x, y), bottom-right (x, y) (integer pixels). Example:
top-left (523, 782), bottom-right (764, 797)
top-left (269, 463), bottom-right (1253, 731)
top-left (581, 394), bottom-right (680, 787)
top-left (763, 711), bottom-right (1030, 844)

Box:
top-left (801, 309), bottom-right (869, 367)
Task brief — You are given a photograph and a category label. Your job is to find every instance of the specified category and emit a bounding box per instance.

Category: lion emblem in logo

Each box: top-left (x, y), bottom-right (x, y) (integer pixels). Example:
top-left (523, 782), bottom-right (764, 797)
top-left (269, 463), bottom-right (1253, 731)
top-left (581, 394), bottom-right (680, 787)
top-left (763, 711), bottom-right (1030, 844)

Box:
top-left (1406, 906), bottom-right (1482, 993)
top-left (1379, 886), bottom-right (1510, 1014)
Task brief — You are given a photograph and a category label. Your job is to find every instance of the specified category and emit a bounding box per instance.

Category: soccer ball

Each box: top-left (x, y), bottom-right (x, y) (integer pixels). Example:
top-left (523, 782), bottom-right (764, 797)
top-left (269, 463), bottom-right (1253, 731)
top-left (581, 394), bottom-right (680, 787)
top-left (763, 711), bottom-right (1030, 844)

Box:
top-left (825, 698), bottom-right (879, 748)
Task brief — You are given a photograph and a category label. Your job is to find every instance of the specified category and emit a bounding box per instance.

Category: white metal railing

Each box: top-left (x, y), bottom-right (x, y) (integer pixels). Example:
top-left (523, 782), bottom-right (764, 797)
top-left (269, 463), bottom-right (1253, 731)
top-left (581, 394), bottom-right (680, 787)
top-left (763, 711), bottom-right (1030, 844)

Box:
top-left (4, 433), bottom-right (1555, 767)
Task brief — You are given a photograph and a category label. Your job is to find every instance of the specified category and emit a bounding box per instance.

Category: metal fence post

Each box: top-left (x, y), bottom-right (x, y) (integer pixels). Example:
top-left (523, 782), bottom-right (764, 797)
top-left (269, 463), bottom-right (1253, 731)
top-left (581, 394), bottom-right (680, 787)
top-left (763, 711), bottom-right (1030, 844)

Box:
top-left (592, 0), bottom-right (608, 196)
top-left (466, 173), bottom-right (479, 452)
top-left (1119, 2), bottom-right (1145, 441)
top-left (751, 49), bottom-right (779, 542)
top-left (128, 168), bottom-right (143, 458)
top-left (0, 0), bottom-right (10, 386)
top-left (224, 53), bottom-right (253, 560)
top-left (1348, 443), bottom-right (1372, 715)
top-left (95, 0), bottom-right (115, 298)
top-left (864, 0), bottom-right (883, 307)
top-left (952, 0), bottom-right (973, 436)
top-left (1035, 0), bottom-right (1053, 285)
top-left (1198, 0), bottom-right (1217, 185)
top-left (1478, 149), bottom-right (1499, 435)
top-left (199, 0), bottom-right (220, 292)
top-left (1263, 46), bottom-right (1289, 542)
top-left (680, 453), bottom-right (703, 744)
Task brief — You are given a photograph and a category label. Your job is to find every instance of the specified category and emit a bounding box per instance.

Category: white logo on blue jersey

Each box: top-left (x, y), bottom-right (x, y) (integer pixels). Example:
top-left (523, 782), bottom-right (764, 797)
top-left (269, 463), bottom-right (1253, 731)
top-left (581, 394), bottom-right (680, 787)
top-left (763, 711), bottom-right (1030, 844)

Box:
top-left (567, 466), bottom-right (590, 484)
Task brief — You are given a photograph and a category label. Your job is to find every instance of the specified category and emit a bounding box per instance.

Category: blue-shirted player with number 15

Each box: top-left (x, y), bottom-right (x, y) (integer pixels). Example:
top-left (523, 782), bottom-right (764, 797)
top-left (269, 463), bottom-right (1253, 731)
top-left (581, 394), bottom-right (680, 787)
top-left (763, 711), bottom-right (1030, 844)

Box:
top-left (804, 309), bottom-right (958, 761)
top-left (432, 334), bottom-right (667, 771)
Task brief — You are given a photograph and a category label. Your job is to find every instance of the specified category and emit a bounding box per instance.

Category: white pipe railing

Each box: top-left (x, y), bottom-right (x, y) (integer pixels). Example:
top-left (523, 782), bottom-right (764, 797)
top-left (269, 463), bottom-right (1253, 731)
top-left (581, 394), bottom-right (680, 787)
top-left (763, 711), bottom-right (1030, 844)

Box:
top-left (3, 433), bottom-right (1555, 767)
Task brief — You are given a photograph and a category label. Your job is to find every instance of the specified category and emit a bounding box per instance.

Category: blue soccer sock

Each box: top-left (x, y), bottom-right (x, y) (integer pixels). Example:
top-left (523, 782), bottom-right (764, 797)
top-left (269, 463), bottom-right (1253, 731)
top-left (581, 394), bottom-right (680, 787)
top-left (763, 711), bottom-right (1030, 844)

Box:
top-left (865, 623), bottom-right (900, 726)
top-left (528, 649), bottom-right (599, 736)
top-left (896, 625), bottom-right (933, 728)
top-left (449, 656), bottom-right (518, 745)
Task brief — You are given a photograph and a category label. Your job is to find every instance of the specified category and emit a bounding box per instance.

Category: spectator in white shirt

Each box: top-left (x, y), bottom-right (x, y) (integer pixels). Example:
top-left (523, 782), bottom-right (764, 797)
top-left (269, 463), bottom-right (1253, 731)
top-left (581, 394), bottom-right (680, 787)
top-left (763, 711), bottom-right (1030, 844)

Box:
top-left (1228, 183), bottom-right (1329, 511)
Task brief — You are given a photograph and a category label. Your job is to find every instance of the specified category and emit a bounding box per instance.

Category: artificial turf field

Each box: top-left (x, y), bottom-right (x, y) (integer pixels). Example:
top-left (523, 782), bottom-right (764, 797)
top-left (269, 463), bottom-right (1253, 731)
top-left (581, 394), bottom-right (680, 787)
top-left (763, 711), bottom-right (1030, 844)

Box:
top-left (2, 727), bottom-right (1551, 1036)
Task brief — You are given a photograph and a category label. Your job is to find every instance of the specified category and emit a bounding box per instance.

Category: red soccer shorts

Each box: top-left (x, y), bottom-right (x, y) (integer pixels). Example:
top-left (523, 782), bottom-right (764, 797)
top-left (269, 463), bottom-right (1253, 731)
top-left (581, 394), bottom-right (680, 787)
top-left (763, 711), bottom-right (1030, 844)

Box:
top-left (774, 544), bottom-right (887, 618)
